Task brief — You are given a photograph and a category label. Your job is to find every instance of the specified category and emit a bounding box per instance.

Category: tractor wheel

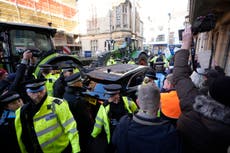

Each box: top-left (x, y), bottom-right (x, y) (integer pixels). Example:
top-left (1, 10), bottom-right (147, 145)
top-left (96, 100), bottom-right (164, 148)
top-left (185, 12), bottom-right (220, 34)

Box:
top-left (137, 54), bottom-right (148, 65)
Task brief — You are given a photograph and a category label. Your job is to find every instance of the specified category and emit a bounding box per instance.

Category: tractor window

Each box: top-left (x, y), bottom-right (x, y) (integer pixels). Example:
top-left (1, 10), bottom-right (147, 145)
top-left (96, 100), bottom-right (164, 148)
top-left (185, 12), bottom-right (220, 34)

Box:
top-left (10, 30), bottom-right (52, 56)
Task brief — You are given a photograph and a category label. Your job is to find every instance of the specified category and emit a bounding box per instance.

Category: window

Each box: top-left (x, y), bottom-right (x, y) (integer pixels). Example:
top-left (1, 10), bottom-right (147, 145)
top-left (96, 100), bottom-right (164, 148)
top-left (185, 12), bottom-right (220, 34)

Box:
top-left (122, 5), bottom-right (127, 13)
top-left (123, 12), bottom-right (127, 28)
top-left (156, 35), bottom-right (165, 42)
top-left (91, 40), bottom-right (98, 52)
top-left (9, 30), bottom-right (52, 56)
top-left (127, 71), bottom-right (146, 88)
top-left (116, 6), bottom-right (121, 28)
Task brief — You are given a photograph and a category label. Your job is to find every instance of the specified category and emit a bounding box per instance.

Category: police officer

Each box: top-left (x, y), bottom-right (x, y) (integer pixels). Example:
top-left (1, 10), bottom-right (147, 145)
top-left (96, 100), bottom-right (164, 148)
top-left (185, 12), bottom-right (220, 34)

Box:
top-left (63, 72), bottom-right (93, 153)
top-left (106, 55), bottom-right (117, 66)
top-left (53, 65), bottom-right (74, 98)
top-left (143, 69), bottom-right (158, 85)
top-left (0, 91), bottom-right (23, 153)
top-left (91, 84), bottom-right (138, 153)
top-left (15, 78), bottom-right (80, 153)
top-left (39, 64), bottom-right (57, 96)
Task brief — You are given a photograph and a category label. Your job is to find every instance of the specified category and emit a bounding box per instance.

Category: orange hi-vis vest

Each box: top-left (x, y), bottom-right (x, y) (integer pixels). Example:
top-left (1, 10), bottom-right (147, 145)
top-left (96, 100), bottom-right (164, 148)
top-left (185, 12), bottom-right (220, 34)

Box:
top-left (160, 90), bottom-right (181, 119)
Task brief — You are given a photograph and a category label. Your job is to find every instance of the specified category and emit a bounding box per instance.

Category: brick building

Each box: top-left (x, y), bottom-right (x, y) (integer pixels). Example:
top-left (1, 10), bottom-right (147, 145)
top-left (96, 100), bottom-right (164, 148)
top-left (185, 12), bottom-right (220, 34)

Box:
top-left (0, 0), bottom-right (81, 53)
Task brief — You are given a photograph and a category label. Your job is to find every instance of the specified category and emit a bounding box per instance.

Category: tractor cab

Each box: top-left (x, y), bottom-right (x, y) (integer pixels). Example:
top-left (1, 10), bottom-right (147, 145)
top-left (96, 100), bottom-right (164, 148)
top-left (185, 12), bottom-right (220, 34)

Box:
top-left (0, 21), bottom-right (83, 77)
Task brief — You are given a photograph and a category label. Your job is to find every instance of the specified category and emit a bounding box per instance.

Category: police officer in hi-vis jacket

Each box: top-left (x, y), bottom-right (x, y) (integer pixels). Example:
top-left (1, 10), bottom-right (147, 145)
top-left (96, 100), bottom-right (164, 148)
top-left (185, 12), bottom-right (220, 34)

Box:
top-left (15, 78), bottom-right (80, 153)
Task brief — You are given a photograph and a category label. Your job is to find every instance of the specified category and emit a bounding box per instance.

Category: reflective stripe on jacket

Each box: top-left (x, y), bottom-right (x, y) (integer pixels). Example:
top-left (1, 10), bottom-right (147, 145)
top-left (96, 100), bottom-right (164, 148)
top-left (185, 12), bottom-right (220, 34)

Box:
top-left (91, 96), bottom-right (137, 143)
top-left (15, 96), bottom-right (80, 153)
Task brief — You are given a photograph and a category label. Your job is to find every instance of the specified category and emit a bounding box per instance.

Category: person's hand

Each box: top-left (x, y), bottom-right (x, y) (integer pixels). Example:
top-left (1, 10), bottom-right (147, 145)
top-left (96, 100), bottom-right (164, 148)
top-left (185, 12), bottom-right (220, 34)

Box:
top-left (30, 56), bottom-right (37, 66)
top-left (23, 50), bottom-right (33, 60)
top-left (181, 27), bottom-right (193, 50)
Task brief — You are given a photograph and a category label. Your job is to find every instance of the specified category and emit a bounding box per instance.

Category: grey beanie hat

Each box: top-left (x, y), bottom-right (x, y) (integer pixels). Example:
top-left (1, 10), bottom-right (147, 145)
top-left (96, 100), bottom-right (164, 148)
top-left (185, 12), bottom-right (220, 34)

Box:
top-left (137, 83), bottom-right (160, 110)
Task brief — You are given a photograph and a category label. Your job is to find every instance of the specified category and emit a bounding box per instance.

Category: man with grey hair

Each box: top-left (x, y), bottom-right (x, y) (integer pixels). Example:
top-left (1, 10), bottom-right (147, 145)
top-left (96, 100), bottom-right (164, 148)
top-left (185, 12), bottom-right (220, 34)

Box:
top-left (112, 82), bottom-right (182, 153)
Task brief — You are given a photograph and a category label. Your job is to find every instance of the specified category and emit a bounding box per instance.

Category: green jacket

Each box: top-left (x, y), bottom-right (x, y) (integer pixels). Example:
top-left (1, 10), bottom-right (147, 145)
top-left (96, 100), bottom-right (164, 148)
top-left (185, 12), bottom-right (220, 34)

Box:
top-left (15, 96), bottom-right (80, 153)
top-left (91, 96), bottom-right (137, 143)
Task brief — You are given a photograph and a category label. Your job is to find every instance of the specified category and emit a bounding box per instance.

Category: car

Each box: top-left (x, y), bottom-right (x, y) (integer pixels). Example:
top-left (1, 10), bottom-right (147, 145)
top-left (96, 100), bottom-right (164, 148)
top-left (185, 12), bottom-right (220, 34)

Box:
top-left (82, 63), bottom-right (150, 118)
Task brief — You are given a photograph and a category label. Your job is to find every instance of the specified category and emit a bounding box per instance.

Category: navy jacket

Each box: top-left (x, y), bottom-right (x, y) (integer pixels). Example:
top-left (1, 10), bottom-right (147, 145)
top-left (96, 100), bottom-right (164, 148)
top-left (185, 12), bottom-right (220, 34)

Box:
top-left (112, 114), bottom-right (182, 153)
top-left (0, 110), bottom-right (21, 153)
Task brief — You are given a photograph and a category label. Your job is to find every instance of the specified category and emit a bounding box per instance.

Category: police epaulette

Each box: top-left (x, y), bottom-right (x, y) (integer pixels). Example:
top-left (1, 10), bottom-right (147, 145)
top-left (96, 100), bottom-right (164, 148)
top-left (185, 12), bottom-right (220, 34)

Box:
top-left (53, 99), bottom-right (62, 105)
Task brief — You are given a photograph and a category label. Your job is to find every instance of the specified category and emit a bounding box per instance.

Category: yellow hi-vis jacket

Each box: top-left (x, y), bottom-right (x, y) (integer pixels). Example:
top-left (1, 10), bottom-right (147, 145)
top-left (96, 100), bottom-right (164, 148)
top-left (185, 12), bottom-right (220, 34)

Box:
top-left (45, 73), bottom-right (57, 96)
top-left (91, 96), bottom-right (137, 143)
top-left (106, 58), bottom-right (117, 66)
top-left (15, 96), bottom-right (80, 153)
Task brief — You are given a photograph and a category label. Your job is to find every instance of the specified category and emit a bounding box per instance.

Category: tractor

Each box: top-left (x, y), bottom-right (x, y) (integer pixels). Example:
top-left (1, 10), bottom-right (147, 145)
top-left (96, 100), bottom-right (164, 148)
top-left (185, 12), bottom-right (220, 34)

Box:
top-left (0, 21), bottom-right (84, 77)
top-left (91, 37), bottom-right (149, 67)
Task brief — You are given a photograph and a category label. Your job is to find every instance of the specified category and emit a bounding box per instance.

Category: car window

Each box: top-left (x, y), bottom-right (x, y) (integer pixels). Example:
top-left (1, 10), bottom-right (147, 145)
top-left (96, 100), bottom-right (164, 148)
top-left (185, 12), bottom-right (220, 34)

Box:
top-left (126, 70), bottom-right (145, 88)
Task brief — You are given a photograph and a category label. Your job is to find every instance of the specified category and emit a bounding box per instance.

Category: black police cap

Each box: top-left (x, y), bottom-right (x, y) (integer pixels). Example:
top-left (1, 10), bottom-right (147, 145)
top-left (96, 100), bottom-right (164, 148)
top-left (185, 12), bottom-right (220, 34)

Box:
top-left (65, 72), bottom-right (82, 85)
top-left (24, 78), bottom-right (47, 90)
top-left (104, 84), bottom-right (122, 95)
top-left (61, 65), bottom-right (75, 72)
top-left (51, 64), bottom-right (59, 70)
top-left (39, 64), bottom-right (52, 70)
top-left (0, 91), bottom-right (20, 105)
top-left (145, 69), bottom-right (158, 80)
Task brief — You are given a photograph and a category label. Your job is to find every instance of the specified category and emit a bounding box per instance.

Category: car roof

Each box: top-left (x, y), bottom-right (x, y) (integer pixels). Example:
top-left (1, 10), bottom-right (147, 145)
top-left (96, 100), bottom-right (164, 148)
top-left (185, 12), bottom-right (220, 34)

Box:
top-left (86, 64), bottom-right (149, 83)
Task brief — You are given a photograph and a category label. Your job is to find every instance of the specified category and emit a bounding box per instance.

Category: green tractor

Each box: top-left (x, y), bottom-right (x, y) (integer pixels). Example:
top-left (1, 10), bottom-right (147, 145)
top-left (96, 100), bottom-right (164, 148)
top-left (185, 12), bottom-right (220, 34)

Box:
top-left (0, 21), bottom-right (84, 78)
top-left (91, 37), bottom-right (149, 67)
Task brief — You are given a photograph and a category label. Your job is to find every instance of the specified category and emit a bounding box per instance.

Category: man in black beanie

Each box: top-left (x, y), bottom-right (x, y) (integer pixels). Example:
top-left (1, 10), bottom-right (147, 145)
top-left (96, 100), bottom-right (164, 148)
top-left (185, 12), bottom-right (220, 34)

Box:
top-left (173, 27), bottom-right (230, 153)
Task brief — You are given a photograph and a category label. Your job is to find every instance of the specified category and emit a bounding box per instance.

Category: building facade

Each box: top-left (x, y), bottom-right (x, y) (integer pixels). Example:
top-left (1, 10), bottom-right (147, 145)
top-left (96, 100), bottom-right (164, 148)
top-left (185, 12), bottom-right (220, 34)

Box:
top-left (189, 0), bottom-right (230, 75)
top-left (0, 0), bottom-right (81, 53)
top-left (80, 0), bottom-right (143, 57)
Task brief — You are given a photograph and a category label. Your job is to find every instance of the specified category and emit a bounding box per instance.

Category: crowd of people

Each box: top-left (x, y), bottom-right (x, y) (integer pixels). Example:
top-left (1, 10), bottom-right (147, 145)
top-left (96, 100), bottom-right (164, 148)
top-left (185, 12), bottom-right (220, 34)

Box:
top-left (0, 27), bottom-right (229, 153)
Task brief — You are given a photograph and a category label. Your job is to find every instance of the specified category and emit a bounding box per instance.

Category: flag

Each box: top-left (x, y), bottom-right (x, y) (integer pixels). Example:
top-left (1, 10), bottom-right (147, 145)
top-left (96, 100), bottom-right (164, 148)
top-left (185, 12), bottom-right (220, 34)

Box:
top-left (63, 46), bottom-right (71, 54)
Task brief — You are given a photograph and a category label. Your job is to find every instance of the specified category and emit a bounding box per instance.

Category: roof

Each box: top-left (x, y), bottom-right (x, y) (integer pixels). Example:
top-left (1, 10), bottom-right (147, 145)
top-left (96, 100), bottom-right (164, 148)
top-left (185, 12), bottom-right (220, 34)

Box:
top-left (86, 64), bottom-right (148, 82)
top-left (0, 21), bottom-right (57, 37)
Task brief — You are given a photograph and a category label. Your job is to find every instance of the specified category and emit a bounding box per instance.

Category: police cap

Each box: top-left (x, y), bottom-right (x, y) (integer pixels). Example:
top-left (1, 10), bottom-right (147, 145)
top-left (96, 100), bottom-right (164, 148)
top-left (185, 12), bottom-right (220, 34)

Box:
top-left (145, 69), bottom-right (158, 80)
top-left (104, 84), bottom-right (122, 95)
top-left (39, 64), bottom-right (52, 70)
top-left (24, 78), bottom-right (47, 93)
top-left (61, 65), bottom-right (75, 72)
top-left (51, 64), bottom-right (59, 70)
top-left (65, 72), bottom-right (82, 85)
top-left (0, 91), bottom-right (20, 105)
